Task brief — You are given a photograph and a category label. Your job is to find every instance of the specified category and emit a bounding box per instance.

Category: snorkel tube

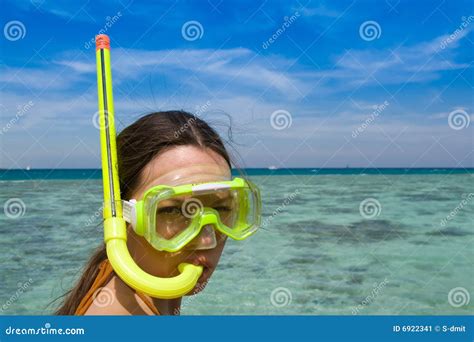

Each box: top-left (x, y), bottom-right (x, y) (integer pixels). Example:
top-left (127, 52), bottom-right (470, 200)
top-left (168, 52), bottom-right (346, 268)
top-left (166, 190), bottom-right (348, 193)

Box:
top-left (95, 34), bottom-right (203, 299)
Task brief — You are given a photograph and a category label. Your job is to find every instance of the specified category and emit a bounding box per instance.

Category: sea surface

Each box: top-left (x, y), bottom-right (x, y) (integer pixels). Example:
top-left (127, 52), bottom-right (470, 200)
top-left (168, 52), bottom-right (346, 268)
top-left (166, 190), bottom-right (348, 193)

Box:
top-left (0, 169), bottom-right (473, 315)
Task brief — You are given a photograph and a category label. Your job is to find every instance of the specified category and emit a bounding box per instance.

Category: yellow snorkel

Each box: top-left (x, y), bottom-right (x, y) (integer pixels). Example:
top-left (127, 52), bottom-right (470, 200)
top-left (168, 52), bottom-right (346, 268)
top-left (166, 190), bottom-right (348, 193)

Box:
top-left (95, 34), bottom-right (203, 299)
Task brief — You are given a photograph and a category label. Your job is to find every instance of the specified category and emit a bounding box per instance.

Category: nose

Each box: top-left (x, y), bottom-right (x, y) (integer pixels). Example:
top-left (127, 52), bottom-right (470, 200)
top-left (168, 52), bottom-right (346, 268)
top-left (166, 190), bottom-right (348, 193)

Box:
top-left (186, 225), bottom-right (217, 250)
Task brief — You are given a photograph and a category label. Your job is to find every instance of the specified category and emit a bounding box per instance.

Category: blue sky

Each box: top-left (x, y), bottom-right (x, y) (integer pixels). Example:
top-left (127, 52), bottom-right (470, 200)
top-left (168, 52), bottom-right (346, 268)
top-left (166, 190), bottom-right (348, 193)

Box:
top-left (0, 0), bottom-right (473, 168)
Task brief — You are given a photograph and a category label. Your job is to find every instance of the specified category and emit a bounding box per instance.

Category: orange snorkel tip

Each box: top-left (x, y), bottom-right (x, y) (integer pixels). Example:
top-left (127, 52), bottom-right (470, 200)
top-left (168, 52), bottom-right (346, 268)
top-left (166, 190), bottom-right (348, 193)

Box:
top-left (96, 34), bottom-right (110, 51)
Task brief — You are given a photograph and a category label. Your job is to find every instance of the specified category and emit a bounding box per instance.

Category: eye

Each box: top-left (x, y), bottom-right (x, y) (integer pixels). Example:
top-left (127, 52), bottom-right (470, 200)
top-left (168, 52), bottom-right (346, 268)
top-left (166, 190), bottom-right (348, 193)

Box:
top-left (157, 206), bottom-right (182, 215)
top-left (213, 205), bottom-right (232, 212)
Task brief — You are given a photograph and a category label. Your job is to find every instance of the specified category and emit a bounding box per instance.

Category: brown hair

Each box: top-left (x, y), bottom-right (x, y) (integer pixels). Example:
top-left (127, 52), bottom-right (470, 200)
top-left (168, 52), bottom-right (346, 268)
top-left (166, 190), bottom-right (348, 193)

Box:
top-left (55, 110), bottom-right (231, 314)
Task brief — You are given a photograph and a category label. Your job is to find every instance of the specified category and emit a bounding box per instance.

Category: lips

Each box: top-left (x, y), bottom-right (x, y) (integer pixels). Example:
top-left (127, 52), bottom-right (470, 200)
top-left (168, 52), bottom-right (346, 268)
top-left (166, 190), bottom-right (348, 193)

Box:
top-left (185, 254), bottom-right (212, 269)
top-left (184, 254), bottom-right (213, 283)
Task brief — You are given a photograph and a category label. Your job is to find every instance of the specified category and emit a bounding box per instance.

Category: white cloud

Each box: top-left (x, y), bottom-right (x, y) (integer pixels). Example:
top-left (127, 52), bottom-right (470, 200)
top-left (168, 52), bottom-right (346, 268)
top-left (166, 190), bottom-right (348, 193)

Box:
top-left (0, 66), bottom-right (80, 91)
top-left (54, 47), bottom-right (309, 99)
top-left (2, 26), bottom-right (470, 98)
top-left (55, 60), bottom-right (96, 74)
top-left (309, 29), bottom-right (471, 89)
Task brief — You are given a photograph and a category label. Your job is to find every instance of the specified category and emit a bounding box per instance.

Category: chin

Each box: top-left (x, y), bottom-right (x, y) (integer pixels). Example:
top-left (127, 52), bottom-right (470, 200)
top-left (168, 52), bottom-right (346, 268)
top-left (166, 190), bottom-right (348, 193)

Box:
top-left (186, 269), bottom-right (213, 295)
top-left (186, 282), bottom-right (208, 296)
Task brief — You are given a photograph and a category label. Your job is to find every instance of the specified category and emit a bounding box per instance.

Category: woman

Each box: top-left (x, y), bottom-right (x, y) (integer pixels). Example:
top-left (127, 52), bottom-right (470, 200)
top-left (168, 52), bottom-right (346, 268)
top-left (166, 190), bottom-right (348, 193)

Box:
top-left (55, 110), bottom-right (260, 315)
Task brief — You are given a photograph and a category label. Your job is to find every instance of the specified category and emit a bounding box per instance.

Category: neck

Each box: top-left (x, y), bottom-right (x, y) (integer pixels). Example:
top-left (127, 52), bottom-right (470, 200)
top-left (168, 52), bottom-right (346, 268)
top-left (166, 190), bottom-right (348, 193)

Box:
top-left (152, 297), bottom-right (182, 315)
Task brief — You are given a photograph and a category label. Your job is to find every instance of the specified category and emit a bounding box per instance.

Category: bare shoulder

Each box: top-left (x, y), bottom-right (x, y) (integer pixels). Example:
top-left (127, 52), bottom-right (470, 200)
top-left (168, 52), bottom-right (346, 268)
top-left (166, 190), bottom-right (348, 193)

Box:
top-left (83, 276), bottom-right (155, 315)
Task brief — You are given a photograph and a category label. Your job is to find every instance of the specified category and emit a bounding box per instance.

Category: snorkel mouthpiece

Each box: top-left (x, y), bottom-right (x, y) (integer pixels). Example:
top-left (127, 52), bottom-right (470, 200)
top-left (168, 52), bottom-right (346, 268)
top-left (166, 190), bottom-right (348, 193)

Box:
top-left (95, 34), bottom-right (203, 299)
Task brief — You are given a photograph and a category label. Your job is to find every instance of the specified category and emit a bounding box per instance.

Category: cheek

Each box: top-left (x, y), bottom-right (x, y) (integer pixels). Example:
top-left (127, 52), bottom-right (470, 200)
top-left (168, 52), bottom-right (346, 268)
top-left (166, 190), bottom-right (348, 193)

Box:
top-left (215, 231), bottom-right (228, 246)
top-left (128, 229), bottom-right (182, 277)
top-left (208, 235), bottom-right (227, 263)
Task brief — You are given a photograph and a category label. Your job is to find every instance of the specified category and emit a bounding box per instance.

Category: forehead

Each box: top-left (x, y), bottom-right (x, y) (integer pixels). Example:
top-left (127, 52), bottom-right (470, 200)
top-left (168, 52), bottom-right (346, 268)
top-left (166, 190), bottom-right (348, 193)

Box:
top-left (134, 145), bottom-right (231, 197)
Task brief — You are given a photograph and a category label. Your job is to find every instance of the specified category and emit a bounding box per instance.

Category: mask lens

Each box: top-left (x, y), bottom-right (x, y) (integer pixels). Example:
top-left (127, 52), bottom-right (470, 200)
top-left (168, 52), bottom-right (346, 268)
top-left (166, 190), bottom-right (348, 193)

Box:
top-left (205, 189), bottom-right (238, 227)
top-left (154, 189), bottom-right (241, 239)
top-left (243, 187), bottom-right (258, 227)
top-left (228, 186), bottom-right (260, 236)
top-left (155, 195), bottom-right (196, 239)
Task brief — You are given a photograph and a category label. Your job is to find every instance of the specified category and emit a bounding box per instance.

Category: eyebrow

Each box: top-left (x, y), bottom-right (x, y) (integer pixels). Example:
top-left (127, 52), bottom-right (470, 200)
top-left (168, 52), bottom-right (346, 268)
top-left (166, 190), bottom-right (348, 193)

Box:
top-left (157, 199), bottom-right (182, 206)
top-left (155, 192), bottom-right (233, 208)
top-left (206, 196), bottom-right (233, 206)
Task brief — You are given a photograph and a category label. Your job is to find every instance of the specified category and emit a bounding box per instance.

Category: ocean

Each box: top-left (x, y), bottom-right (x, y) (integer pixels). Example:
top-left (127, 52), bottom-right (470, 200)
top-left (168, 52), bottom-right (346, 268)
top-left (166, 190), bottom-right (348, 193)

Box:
top-left (1, 169), bottom-right (473, 315)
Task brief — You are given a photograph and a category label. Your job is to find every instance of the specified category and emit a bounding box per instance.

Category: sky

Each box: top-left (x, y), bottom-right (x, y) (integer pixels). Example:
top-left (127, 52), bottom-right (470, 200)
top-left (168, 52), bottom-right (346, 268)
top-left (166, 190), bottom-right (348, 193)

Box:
top-left (0, 0), bottom-right (473, 168)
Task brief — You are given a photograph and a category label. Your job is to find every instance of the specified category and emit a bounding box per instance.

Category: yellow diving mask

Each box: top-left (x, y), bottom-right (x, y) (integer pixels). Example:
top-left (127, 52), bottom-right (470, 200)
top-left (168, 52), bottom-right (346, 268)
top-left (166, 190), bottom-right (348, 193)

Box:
top-left (122, 177), bottom-right (261, 252)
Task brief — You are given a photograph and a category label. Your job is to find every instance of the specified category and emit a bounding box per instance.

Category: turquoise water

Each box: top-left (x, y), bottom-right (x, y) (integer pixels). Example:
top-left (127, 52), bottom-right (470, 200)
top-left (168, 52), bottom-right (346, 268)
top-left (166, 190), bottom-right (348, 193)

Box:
top-left (1, 168), bottom-right (473, 180)
top-left (0, 172), bottom-right (473, 315)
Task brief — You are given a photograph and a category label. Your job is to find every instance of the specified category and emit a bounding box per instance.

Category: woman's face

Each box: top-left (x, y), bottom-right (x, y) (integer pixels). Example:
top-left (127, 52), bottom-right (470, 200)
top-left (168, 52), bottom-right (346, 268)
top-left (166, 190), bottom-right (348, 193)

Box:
top-left (127, 145), bottom-right (231, 294)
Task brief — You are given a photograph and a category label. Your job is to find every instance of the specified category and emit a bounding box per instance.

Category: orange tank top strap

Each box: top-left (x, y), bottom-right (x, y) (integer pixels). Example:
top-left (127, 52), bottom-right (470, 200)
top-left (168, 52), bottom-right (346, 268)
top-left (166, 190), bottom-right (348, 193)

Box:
top-left (136, 292), bottom-right (160, 315)
top-left (74, 259), bottom-right (160, 315)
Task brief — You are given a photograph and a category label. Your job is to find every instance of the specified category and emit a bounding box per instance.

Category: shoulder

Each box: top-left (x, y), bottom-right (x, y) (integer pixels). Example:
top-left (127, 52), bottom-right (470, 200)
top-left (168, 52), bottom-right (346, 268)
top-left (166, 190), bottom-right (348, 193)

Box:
top-left (83, 276), bottom-right (155, 315)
